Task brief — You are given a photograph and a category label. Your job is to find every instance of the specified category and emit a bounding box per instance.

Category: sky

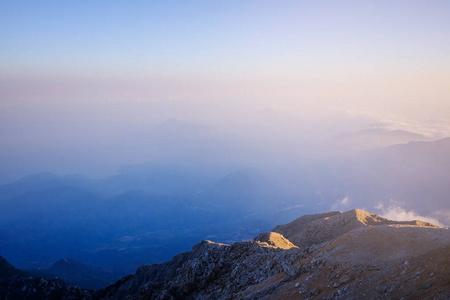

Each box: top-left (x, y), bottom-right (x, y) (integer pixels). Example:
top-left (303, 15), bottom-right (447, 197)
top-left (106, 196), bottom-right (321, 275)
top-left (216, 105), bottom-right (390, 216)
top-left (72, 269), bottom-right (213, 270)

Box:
top-left (1, 0), bottom-right (450, 182)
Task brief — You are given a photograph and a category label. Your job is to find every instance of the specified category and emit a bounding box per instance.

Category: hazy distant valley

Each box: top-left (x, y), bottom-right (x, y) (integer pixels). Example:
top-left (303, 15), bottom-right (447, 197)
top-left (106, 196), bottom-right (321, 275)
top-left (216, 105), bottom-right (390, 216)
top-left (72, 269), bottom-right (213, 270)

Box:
top-left (1, 135), bottom-right (449, 289)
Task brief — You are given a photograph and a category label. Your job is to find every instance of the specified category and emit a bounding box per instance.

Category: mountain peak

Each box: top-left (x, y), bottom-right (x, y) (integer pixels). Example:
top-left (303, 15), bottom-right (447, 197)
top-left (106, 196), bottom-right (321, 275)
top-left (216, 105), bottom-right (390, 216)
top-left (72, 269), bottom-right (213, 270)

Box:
top-left (348, 208), bottom-right (389, 225)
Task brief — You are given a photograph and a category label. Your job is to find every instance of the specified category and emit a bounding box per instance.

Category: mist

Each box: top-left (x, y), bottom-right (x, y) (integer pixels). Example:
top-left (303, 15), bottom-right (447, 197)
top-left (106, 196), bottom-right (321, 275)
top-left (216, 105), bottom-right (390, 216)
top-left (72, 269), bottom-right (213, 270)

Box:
top-left (1, 0), bottom-right (449, 289)
top-left (2, 76), bottom-right (449, 221)
top-left (2, 72), bottom-right (448, 182)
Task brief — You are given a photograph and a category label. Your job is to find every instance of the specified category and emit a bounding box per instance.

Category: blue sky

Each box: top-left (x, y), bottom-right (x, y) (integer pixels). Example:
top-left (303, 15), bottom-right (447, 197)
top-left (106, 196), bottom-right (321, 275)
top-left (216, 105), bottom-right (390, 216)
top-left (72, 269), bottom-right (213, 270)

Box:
top-left (2, 1), bottom-right (449, 77)
top-left (1, 1), bottom-right (450, 181)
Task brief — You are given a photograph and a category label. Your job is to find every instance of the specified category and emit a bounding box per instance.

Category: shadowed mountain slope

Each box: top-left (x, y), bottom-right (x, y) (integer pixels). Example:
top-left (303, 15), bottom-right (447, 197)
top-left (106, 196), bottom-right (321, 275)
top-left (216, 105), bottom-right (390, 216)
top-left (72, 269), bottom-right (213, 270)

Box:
top-left (0, 256), bottom-right (29, 279)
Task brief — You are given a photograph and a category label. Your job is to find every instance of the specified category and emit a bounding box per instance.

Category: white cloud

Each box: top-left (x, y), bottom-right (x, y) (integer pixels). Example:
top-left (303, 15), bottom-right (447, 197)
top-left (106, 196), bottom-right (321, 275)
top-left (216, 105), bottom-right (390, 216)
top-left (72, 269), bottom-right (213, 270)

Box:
top-left (376, 202), bottom-right (445, 228)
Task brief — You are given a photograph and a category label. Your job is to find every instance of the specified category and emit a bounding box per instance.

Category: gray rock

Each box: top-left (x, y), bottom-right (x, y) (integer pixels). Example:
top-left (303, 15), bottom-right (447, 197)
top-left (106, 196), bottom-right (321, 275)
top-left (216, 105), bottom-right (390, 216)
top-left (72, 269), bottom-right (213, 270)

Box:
top-left (338, 274), bottom-right (351, 284)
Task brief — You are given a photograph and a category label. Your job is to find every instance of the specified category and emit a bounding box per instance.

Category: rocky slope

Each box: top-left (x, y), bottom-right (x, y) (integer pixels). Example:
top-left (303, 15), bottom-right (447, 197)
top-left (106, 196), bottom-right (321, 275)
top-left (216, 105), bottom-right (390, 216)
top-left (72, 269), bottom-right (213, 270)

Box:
top-left (94, 209), bottom-right (449, 300)
top-left (1, 209), bottom-right (449, 299)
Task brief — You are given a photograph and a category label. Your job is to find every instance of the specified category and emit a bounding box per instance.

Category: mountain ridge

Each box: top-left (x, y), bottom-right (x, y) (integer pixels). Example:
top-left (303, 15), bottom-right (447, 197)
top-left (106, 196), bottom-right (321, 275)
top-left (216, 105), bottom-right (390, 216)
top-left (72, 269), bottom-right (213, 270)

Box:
top-left (1, 209), bottom-right (448, 299)
top-left (94, 208), bottom-right (449, 299)
top-left (273, 208), bottom-right (439, 248)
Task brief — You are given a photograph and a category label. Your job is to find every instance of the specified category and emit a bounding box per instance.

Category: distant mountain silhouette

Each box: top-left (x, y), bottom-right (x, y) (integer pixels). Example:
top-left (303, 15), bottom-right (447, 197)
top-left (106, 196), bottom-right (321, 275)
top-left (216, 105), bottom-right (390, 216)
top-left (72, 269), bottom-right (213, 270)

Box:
top-left (345, 137), bottom-right (450, 216)
top-left (30, 258), bottom-right (118, 290)
top-left (294, 137), bottom-right (450, 224)
top-left (336, 128), bottom-right (430, 153)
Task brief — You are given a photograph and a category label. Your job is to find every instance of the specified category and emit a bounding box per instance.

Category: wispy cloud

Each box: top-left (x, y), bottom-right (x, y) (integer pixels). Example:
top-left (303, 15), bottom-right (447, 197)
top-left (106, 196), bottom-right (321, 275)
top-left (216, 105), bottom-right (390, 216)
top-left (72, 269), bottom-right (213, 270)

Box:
top-left (346, 109), bottom-right (450, 139)
top-left (375, 202), bottom-right (445, 228)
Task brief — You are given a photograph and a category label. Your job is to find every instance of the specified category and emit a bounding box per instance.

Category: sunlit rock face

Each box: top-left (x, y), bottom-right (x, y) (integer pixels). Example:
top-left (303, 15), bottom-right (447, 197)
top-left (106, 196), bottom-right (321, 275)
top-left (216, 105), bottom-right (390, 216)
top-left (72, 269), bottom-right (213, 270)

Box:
top-left (253, 231), bottom-right (299, 249)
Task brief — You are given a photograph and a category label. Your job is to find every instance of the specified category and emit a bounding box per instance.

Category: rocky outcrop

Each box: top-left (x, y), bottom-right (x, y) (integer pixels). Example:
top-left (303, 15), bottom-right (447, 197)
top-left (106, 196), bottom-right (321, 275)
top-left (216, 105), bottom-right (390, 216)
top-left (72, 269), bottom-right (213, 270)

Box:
top-left (253, 231), bottom-right (299, 249)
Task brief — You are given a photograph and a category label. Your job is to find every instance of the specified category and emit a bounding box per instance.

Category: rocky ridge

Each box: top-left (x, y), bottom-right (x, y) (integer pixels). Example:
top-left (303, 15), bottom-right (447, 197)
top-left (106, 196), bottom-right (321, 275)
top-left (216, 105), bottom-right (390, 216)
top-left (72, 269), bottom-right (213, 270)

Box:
top-left (272, 209), bottom-right (438, 248)
top-left (1, 209), bottom-right (449, 299)
top-left (94, 209), bottom-right (448, 299)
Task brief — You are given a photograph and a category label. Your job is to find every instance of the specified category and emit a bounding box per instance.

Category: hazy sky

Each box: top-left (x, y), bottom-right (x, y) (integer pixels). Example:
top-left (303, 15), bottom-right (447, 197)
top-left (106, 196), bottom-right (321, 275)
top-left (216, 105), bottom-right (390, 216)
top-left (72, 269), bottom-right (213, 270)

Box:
top-left (1, 1), bottom-right (450, 182)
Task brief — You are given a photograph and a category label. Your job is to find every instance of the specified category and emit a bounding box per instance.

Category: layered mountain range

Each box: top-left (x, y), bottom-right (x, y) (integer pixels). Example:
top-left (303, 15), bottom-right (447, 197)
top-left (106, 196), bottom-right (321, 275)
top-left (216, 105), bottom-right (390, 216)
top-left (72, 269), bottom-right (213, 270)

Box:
top-left (1, 209), bottom-right (449, 299)
top-left (2, 137), bottom-right (449, 284)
